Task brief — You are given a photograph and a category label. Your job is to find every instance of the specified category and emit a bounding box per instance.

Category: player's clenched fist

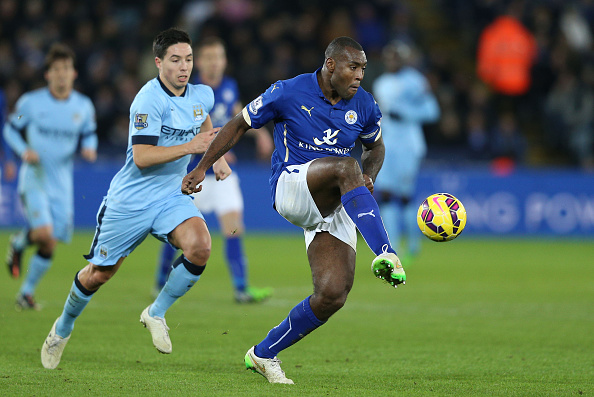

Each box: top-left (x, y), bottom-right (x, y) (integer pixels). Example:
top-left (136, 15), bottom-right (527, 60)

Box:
top-left (181, 168), bottom-right (205, 195)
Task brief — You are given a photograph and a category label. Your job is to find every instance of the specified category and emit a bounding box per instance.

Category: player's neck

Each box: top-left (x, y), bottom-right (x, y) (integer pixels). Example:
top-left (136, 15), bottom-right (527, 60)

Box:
top-left (317, 69), bottom-right (341, 105)
top-left (49, 87), bottom-right (71, 100)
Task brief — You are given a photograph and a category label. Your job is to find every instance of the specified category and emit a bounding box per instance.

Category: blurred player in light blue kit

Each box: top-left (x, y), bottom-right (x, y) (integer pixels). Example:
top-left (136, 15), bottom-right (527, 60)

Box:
top-left (154, 37), bottom-right (273, 303)
top-left (40, 28), bottom-right (230, 369)
top-left (3, 43), bottom-right (97, 311)
top-left (372, 41), bottom-right (440, 263)
top-left (183, 37), bottom-right (406, 384)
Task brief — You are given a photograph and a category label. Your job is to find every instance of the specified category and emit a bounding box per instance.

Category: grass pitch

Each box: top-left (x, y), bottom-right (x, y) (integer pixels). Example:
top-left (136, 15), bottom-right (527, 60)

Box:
top-left (0, 230), bottom-right (592, 396)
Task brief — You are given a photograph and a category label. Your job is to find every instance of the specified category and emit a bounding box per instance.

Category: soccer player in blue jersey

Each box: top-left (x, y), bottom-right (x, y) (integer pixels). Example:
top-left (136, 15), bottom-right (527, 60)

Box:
top-left (1, 87), bottom-right (17, 204)
top-left (154, 36), bottom-right (273, 303)
top-left (40, 28), bottom-right (230, 369)
top-left (3, 44), bottom-right (97, 311)
top-left (182, 36), bottom-right (406, 384)
top-left (372, 41), bottom-right (440, 264)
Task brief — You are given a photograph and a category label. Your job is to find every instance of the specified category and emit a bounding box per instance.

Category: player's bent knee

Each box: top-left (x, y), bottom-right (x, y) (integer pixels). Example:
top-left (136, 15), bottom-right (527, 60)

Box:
top-left (182, 246), bottom-right (211, 267)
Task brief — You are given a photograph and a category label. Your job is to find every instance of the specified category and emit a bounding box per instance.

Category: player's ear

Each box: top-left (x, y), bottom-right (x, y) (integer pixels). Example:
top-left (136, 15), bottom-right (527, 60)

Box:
top-left (155, 57), bottom-right (162, 69)
top-left (325, 57), bottom-right (335, 73)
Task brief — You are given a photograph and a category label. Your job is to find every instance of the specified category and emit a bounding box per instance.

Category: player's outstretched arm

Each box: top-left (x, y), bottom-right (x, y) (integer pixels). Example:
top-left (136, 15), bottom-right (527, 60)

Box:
top-left (182, 113), bottom-right (250, 194)
top-left (132, 128), bottom-right (218, 169)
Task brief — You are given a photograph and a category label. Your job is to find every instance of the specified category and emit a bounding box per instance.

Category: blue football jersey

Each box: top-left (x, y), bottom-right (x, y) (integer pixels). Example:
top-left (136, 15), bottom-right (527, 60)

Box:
top-left (106, 77), bottom-right (214, 211)
top-left (3, 87), bottom-right (96, 201)
top-left (242, 67), bottom-right (383, 204)
top-left (189, 74), bottom-right (239, 172)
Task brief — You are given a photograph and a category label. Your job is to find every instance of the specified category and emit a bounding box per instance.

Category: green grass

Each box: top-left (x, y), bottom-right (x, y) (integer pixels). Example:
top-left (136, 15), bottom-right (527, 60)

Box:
top-left (0, 231), bottom-right (593, 396)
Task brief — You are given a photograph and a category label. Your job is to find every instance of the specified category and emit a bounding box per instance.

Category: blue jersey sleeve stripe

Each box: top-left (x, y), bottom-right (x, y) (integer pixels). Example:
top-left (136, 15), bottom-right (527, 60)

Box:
top-left (132, 135), bottom-right (159, 145)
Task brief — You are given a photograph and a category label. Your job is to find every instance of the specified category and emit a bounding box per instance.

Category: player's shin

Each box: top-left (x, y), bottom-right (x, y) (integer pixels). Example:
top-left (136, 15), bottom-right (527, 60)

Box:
top-left (254, 296), bottom-right (325, 358)
top-left (150, 255), bottom-right (205, 318)
top-left (55, 272), bottom-right (95, 338)
top-left (19, 251), bottom-right (52, 296)
top-left (225, 236), bottom-right (247, 291)
top-left (341, 186), bottom-right (396, 256)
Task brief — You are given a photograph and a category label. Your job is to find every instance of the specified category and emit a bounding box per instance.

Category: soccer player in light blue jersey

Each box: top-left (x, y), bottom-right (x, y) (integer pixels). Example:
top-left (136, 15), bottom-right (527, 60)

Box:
top-left (373, 41), bottom-right (440, 264)
top-left (154, 37), bottom-right (273, 303)
top-left (3, 44), bottom-right (97, 311)
top-left (183, 37), bottom-right (406, 384)
top-left (40, 28), bottom-right (230, 370)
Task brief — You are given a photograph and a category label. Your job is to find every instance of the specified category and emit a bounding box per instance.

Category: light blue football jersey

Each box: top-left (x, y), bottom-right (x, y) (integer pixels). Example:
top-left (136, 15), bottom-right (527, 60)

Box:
top-left (372, 66), bottom-right (440, 196)
top-left (188, 74), bottom-right (239, 172)
top-left (105, 77), bottom-right (214, 211)
top-left (242, 67), bottom-right (383, 204)
top-left (3, 87), bottom-right (97, 202)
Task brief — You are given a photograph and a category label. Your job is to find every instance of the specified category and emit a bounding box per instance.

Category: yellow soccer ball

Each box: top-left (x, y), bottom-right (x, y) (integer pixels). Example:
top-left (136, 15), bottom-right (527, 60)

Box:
top-left (417, 193), bottom-right (467, 242)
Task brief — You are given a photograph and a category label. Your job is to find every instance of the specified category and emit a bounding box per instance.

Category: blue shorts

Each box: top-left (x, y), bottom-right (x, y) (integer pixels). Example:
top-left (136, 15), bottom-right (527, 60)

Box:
top-left (20, 188), bottom-right (73, 243)
top-left (84, 194), bottom-right (204, 266)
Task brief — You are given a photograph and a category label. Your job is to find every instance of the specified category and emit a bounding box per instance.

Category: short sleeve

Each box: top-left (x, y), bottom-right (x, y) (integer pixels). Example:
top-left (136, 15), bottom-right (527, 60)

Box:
top-left (242, 81), bottom-right (283, 129)
top-left (359, 97), bottom-right (383, 144)
top-left (130, 92), bottom-right (165, 145)
top-left (8, 94), bottom-right (31, 131)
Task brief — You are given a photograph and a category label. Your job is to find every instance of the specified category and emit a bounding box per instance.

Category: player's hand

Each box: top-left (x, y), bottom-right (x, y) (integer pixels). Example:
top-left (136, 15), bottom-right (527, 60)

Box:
top-left (363, 174), bottom-right (374, 194)
top-left (188, 127), bottom-right (220, 154)
top-left (182, 168), bottom-right (206, 195)
top-left (81, 148), bottom-right (97, 162)
top-left (213, 157), bottom-right (232, 181)
top-left (21, 149), bottom-right (40, 164)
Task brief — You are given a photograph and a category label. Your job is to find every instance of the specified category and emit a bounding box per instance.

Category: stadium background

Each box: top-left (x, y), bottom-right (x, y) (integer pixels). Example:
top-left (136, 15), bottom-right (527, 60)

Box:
top-left (1, 0), bottom-right (594, 237)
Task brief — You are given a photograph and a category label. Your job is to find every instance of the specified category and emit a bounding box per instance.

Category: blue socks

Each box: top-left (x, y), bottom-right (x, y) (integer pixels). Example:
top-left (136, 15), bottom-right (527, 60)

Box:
top-left (150, 255), bottom-right (205, 318)
top-left (55, 273), bottom-right (95, 338)
top-left (254, 296), bottom-right (325, 359)
top-left (342, 186), bottom-right (396, 255)
top-left (156, 243), bottom-right (177, 288)
top-left (19, 251), bottom-right (52, 296)
top-left (225, 236), bottom-right (247, 292)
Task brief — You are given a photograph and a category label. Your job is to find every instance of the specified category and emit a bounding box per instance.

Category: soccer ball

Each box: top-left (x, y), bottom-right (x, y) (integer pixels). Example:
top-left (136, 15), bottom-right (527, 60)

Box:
top-left (417, 193), bottom-right (467, 242)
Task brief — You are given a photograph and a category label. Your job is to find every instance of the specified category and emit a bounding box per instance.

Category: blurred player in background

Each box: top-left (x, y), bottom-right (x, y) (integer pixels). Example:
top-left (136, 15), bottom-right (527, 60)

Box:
top-left (182, 37), bottom-right (405, 384)
top-left (1, 87), bottom-right (18, 202)
top-left (372, 41), bottom-right (440, 264)
top-left (154, 36), bottom-right (273, 303)
top-left (3, 43), bottom-right (97, 311)
top-left (40, 28), bottom-right (230, 369)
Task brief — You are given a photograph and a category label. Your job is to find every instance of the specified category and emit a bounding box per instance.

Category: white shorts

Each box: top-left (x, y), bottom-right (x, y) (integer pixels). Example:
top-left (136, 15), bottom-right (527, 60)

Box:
top-left (274, 161), bottom-right (357, 252)
top-left (191, 173), bottom-right (243, 216)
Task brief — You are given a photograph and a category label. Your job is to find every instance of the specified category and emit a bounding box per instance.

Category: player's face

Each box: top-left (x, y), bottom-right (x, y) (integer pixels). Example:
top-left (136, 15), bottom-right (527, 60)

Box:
top-left (196, 43), bottom-right (226, 81)
top-left (45, 58), bottom-right (77, 98)
top-left (330, 47), bottom-right (367, 100)
top-left (156, 42), bottom-right (193, 95)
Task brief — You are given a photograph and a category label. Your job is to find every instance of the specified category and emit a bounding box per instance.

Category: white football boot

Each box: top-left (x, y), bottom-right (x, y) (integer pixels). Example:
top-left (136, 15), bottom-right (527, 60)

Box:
top-left (140, 306), bottom-right (172, 354)
top-left (41, 318), bottom-right (71, 369)
top-left (244, 346), bottom-right (294, 384)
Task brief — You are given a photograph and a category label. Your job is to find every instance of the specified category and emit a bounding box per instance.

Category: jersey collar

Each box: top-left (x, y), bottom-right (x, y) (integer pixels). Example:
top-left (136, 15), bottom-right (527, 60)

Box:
top-left (157, 75), bottom-right (187, 97)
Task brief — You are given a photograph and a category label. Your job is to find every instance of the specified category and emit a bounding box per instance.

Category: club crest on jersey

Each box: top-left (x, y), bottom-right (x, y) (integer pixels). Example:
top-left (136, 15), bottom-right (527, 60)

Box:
top-left (345, 110), bottom-right (358, 125)
top-left (193, 104), bottom-right (205, 121)
top-left (249, 96), bottom-right (263, 115)
top-left (134, 113), bottom-right (148, 130)
top-left (99, 245), bottom-right (108, 259)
